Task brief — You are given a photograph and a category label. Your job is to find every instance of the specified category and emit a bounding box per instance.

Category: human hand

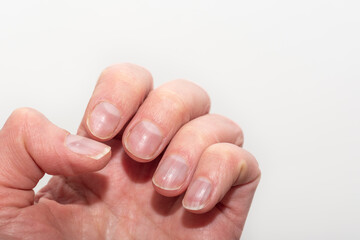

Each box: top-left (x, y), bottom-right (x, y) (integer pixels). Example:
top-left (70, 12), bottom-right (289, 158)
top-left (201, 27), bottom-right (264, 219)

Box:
top-left (0, 64), bottom-right (260, 240)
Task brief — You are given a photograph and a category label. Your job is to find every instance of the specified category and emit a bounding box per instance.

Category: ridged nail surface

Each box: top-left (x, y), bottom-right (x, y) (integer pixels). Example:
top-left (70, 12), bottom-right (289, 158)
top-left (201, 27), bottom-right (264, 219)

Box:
top-left (65, 134), bottom-right (110, 159)
top-left (153, 155), bottom-right (189, 190)
top-left (125, 120), bottom-right (163, 159)
top-left (183, 177), bottom-right (212, 210)
top-left (87, 102), bottom-right (121, 139)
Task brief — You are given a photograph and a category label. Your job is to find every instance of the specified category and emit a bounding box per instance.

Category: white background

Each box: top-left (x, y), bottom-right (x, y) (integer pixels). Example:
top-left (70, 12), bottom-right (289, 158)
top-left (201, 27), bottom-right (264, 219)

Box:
top-left (0, 0), bottom-right (359, 239)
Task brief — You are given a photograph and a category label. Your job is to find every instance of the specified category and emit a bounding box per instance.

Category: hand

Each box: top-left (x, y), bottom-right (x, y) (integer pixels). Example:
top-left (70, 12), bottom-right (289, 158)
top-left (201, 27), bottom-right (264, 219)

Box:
top-left (0, 64), bottom-right (260, 240)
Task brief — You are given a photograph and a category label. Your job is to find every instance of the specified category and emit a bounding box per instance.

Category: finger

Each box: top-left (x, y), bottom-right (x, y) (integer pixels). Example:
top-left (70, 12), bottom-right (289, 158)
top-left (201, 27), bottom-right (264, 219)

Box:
top-left (122, 79), bottom-right (211, 161)
top-left (78, 63), bottom-right (153, 140)
top-left (0, 108), bottom-right (111, 208)
top-left (152, 114), bottom-right (243, 196)
top-left (182, 143), bottom-right (261, 214)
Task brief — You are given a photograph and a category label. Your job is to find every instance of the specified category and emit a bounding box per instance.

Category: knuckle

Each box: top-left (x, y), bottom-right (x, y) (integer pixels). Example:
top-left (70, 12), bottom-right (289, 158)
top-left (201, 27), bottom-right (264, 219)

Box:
top-left (172, 79), bottom-right (207, 93)
top-left (205, 143), bottom-right (250, 166)
top-left (204, 143), bottom-right (261, 185)
top-left (155, 89), bottom-right (190, 121)
top-left (4, 108), bottom-right (44, 137)
top-left (171, 79), bottom-right (211, 110)
top-left (209, 114), bottom-right (244, 146)
top-left (95, 64), bottom-right (153, 103)
top-left (205, 143), bottom-right (234, 159)
top-left (171, 79), bottom-right (194, 87)
top-left (180, 124), bottom-right (212, 146)
top-left (8, 108), bottom-right (38, 127)
top-left (100, 63), bottom-right (153, 85)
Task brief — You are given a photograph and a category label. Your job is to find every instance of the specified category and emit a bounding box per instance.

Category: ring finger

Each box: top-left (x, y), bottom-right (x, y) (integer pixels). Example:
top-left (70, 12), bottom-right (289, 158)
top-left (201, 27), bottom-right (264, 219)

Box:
top-left (152, 114), bottom-right (244, 196)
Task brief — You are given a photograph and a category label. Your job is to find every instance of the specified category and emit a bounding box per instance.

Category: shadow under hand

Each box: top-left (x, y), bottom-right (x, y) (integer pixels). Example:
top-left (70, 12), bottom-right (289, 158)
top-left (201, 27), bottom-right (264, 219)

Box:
top-left (181, 206), bottom-right (220, 229)
top-left (150, 190), bottom-right (183, 217)
top-left (120, 149), bottom-right (161, 183)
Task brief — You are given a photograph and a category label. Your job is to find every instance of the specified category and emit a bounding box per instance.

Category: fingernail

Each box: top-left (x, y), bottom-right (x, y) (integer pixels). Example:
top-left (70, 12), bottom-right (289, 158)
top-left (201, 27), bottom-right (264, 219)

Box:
top-left (183, 177), bottom-right (212, 210)
top-left (87, 102), bottom-right (121, 139)
top-left (153, 155), bottom-right (189, 190)
top-left (65, 134), bottom-right (111, 160)
top-left (125, 120), bottom-right (163, 159)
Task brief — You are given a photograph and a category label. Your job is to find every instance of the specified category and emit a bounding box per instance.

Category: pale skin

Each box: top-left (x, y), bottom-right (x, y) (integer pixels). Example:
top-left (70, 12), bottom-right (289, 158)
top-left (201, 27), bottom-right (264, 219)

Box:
top-left (0, 63), bottom-right (261, 240)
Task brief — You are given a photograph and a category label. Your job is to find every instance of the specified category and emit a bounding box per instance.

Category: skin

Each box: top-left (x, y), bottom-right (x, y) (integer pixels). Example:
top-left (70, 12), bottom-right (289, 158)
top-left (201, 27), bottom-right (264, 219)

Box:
top-left (0, 63), bottom-right (261, 240)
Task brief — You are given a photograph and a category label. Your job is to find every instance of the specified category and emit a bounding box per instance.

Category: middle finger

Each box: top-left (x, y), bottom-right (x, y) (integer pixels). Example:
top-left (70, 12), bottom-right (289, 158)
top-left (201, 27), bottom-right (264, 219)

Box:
top-left (122, 79), bottom-right (210, 162)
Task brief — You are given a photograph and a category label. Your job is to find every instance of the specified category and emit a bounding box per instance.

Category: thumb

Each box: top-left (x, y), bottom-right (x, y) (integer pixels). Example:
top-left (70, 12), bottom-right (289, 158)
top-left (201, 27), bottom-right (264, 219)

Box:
top-left (0, 108), bottom-right (111, 208)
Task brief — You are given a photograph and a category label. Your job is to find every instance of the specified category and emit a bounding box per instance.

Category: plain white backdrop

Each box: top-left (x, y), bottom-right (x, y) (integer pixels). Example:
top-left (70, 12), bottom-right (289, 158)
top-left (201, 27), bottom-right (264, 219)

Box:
top-left (0, 0), bottom-right (359, 239)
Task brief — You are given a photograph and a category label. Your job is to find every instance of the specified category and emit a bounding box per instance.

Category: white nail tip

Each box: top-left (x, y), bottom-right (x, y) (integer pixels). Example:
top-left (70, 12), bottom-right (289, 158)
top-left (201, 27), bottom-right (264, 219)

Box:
top-left (91, 146), bottom-right (111, 160)
top-left (65, 134), bottom-right (111, 159)
top-left (183, 177), bottom-right (212, 210)
top-left (152, 155), bottom-right (188, 190)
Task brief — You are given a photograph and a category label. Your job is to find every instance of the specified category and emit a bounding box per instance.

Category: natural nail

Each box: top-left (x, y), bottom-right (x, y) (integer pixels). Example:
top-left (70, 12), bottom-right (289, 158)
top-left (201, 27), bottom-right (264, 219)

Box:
top-left (65, 134), bottom-right (111, 159)
top-left (125, 120), bottom-right (163, 159)
top-left (153, 155), bottom-right (189, 190)
top-left (183, 177), bottom-right (212, 210)
top-left (87, 102), bottom-right (121, 139)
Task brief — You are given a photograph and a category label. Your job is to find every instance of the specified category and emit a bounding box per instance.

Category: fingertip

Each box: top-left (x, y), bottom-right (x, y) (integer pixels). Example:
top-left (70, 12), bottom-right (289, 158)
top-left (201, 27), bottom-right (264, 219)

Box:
top-left (65, 134), bottom-right (110, 159)
top-left (63, 134), bottom-right (112, 174)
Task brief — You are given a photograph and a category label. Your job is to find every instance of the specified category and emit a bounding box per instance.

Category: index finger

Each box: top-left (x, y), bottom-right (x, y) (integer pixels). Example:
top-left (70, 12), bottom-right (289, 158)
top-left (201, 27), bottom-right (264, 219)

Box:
top-left (77, 63), bottom-right (153, 140)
